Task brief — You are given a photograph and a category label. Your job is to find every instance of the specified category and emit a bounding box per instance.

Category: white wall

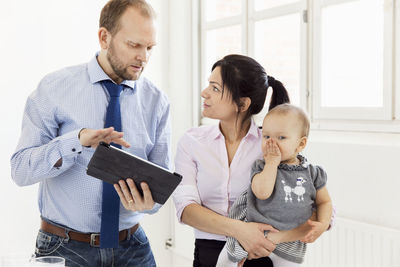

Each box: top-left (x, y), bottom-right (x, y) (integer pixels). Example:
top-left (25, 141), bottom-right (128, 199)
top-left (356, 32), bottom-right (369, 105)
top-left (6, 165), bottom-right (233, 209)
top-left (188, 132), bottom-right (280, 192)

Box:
top-left (305, 131), bottom-right (400, 229)
top-left (133, 1), bottom-right (174, 265)
top-left (167, 0), bottom-right (198, 265)
top-left (0, 0), bottom-right (106, 258)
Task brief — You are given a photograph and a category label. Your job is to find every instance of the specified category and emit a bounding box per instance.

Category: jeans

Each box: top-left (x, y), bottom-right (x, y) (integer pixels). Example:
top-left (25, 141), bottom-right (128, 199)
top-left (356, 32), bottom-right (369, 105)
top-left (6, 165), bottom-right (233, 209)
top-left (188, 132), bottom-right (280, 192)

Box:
top-left (34, 226), bottom-right (156, 267)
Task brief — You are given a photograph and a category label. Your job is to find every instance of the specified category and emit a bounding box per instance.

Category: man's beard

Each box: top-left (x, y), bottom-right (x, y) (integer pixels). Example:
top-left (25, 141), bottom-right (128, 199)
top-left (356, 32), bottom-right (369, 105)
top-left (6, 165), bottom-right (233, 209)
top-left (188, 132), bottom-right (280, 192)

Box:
top-left (107, 41), bottom-right (143, 81)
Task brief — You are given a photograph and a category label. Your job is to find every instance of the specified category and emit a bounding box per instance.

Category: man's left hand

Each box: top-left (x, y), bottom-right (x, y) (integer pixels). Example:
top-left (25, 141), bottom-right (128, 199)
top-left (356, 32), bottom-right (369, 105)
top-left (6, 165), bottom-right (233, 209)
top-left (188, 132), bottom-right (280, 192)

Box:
top-left (114, 179), bottom-right (155, 211)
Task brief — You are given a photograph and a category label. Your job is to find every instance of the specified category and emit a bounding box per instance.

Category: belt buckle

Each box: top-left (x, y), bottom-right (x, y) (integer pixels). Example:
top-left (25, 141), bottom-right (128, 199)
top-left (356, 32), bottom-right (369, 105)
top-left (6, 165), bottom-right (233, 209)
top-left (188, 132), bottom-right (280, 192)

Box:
top-left (90, 233), bottom-right (100, 247)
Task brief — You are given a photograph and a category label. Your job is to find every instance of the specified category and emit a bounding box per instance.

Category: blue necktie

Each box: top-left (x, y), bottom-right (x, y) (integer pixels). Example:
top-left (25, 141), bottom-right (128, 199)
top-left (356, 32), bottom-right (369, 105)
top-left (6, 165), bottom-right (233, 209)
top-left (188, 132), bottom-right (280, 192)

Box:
top-left (100, 80), bottom-right (124, 248)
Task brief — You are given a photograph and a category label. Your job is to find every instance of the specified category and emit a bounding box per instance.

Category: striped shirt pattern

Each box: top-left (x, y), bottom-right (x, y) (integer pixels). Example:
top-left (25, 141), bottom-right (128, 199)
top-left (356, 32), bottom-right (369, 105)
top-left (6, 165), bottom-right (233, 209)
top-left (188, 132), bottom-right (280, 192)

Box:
top-left (225, 190), bottom-right (307, 264)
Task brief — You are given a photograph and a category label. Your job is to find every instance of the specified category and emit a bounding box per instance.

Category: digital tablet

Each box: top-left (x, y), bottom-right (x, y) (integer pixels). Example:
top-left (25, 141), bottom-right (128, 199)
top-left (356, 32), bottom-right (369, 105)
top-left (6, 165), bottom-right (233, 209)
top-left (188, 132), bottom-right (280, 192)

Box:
top-left (86, 142), bottom-right (182, 204)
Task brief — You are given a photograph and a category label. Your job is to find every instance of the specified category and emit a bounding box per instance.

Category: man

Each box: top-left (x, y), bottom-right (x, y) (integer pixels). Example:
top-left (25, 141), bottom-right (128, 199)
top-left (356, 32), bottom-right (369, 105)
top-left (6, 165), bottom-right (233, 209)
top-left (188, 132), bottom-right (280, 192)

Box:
top-left (10, 0), bottom-right (170, 266)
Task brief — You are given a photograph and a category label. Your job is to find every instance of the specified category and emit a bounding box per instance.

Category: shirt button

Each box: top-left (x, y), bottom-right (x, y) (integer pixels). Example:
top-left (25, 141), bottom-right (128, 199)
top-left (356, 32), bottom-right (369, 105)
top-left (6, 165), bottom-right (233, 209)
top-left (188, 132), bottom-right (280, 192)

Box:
top-left (72, 148), bottom-right (76, 152)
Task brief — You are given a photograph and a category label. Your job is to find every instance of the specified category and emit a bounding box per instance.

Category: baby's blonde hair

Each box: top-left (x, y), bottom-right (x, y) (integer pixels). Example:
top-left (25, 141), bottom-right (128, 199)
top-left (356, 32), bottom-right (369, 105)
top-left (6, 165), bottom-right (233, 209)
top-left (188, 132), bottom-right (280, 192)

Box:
top-left (265, 103), bottom-right (310, 137)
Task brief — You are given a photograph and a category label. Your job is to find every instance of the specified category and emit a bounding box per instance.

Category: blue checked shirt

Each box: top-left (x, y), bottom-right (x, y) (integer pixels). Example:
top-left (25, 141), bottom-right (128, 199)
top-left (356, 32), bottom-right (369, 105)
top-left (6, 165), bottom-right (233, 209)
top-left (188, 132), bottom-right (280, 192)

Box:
top-left (10, 55), bottom-right (171, 233)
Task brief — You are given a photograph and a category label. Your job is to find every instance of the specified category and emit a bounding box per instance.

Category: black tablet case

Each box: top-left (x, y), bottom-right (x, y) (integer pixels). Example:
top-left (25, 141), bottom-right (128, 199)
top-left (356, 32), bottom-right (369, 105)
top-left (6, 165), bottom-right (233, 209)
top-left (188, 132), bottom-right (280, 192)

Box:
top-left (86, 142), bottom-right (182, 204)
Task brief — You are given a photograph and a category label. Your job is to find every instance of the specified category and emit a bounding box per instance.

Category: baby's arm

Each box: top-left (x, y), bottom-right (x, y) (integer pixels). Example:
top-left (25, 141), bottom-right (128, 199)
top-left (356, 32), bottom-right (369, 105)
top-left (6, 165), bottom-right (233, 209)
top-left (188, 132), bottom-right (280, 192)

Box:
top-left (251, 139), bottom-right (281, 200)
top-left (267, 187), bottom-right (333, 244)
top-left (267, 212), bottom-right (317, 244)
top-left (301, 186), bottom-right (332, 243)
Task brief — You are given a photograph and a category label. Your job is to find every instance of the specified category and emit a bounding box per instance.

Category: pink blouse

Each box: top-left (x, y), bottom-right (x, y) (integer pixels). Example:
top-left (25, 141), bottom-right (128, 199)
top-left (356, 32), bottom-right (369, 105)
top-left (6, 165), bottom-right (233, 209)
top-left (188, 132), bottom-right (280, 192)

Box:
top-left (173, 120), bottom-right (263, 241)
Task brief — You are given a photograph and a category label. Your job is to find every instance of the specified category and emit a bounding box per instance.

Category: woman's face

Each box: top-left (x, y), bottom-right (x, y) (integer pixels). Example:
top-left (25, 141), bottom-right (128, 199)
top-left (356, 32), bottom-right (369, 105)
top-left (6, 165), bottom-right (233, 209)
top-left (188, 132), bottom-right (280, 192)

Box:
top-left (201, 67), bottom-right (238, 121)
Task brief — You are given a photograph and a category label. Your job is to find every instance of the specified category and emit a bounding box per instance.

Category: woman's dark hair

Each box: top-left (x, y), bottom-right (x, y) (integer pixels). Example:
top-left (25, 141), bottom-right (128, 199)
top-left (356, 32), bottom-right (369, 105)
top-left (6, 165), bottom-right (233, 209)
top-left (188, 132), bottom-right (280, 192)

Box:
top-left (212, 54), bottom-right (290, 124)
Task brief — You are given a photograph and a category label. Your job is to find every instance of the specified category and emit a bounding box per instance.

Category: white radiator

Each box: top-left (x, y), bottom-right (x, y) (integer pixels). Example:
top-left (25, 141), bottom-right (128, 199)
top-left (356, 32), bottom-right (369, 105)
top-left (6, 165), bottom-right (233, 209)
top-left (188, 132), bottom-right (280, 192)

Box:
top-left (303, 217), bottom-right (400, 267)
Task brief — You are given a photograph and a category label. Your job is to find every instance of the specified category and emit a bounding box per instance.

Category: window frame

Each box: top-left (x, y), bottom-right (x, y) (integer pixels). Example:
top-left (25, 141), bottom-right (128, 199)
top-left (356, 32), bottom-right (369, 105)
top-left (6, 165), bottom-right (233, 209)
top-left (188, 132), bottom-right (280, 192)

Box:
top-left (248, 0), bottom-right (307, 124)
top-left (311, 0), bottom-right (393, 121)
top-left (197, 0), bottom-right (400, 133)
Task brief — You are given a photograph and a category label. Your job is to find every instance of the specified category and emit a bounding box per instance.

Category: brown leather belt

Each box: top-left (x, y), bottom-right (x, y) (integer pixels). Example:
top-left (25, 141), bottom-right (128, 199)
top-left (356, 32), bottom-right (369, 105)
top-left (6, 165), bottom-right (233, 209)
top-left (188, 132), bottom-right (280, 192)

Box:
top-left (41, 220), bottom-right (139, 247)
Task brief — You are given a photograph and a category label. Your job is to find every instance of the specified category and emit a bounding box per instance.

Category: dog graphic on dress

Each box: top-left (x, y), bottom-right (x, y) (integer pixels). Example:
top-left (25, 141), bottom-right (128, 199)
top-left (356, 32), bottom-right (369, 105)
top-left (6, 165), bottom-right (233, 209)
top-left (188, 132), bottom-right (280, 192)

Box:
top-left (281, 177), bottom-right (306, 203)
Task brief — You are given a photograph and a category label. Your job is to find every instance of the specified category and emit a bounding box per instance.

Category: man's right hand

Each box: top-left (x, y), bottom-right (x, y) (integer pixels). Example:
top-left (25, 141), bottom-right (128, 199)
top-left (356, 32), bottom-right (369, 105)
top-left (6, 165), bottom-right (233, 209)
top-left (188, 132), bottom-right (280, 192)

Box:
top-left (235, 221), bottom-right (278, 259)
top-left (79, 127), bottom-right (131, 148)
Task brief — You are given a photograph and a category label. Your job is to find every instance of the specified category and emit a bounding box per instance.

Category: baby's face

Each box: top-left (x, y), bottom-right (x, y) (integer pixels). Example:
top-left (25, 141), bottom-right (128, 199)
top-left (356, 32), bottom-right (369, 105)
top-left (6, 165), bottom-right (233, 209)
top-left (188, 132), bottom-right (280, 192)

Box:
top-left (262, 112), bottom-right (305, 163)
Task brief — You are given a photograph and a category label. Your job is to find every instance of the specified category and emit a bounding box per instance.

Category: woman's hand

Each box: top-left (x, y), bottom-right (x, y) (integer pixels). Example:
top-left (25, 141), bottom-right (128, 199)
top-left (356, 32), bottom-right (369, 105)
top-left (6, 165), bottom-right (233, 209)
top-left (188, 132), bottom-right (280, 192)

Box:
top-left (234, 221), bottom-right (278, 259)
top-left (114, 179), bottom-right (155, 211)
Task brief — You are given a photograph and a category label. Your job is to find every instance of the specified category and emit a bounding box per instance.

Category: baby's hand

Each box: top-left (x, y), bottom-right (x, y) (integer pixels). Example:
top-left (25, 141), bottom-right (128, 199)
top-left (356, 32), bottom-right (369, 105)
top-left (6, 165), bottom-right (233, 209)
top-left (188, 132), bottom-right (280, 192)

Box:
top-left (262, 138), bottom-right (281, 166)
top-left (300, 220), bottom-right (327, 243)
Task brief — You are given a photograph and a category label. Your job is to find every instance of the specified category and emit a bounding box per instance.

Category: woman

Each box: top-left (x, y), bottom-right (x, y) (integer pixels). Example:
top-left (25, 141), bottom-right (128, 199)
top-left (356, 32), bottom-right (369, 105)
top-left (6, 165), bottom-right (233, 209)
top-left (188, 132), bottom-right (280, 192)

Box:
top-left (173, 54), bottom-right (314, 267)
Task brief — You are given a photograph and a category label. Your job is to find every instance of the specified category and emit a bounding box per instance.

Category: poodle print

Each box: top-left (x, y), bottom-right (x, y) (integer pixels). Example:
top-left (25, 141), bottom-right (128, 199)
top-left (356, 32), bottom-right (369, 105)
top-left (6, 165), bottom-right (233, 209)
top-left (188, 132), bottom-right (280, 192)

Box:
top-left (281, 177), bottom-right (307, 202)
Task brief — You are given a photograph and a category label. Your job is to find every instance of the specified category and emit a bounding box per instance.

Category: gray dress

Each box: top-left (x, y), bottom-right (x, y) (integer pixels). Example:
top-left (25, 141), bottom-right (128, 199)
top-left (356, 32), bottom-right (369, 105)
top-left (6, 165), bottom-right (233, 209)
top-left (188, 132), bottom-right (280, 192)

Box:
top-left (225, 155), bottom-right (327, 264)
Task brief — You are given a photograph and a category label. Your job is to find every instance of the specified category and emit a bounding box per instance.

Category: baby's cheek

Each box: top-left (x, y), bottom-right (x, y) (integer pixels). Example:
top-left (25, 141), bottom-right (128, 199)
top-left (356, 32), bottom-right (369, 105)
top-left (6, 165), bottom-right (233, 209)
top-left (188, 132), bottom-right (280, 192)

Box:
top-left (262, 142), bottom-right (269, 151)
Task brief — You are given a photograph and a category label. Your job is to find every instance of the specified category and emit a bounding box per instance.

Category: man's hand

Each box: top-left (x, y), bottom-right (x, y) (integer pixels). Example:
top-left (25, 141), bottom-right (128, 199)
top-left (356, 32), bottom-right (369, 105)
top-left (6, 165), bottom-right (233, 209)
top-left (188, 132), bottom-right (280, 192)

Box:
top-left (79, 127), bottom-right (130, 148)
top-left (114, 179), bottom-right (155, 211)
top-left (235, 221), bottom-right (278, 259)
top-left (262, 138), bottom-right (281, 166)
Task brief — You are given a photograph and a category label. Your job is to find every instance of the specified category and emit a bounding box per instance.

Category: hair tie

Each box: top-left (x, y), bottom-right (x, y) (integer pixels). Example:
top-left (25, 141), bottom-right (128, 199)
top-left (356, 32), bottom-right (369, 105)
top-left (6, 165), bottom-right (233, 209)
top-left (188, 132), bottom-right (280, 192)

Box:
top-left (267, 75), bottom-right (276, 88)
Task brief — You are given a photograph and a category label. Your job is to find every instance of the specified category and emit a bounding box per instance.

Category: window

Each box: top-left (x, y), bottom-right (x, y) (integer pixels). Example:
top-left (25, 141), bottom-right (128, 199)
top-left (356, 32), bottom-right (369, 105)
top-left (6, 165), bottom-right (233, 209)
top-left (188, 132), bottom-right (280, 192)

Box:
top-left (201, 0), bottom-right (304, 124)
top-left (199, 0), bottom-right (400, 132)
top-left (313, 0), bottom-right (390, 121)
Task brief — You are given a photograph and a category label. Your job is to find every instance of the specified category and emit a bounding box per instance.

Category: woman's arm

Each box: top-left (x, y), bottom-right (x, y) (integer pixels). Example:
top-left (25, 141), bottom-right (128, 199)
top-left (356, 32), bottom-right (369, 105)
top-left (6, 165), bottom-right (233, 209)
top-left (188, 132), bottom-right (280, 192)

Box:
top-left (182, 203), bottom-right (277, 259)
top-left (174, 133), bottom-right (275, 259)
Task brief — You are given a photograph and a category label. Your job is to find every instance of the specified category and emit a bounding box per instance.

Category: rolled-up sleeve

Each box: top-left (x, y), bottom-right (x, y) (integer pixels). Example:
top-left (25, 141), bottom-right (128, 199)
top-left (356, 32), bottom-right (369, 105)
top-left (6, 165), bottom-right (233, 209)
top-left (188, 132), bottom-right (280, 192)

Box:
top-left (173, 134), bottom-right (201, 223)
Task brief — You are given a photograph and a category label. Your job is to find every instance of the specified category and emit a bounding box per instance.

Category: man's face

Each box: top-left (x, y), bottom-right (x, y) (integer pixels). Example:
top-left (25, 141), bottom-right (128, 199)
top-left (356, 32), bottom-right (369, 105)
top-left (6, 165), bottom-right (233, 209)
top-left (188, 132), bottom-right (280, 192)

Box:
top-left (106, 7), bottom-right (156, 81)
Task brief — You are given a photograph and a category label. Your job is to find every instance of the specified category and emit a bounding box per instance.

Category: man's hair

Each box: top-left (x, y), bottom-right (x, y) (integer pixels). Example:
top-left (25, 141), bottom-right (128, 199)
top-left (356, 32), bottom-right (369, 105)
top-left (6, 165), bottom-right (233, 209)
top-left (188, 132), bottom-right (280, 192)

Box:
top-left (266, 103), bottom-right (310, 137)
top-left (100, 0), bottom-right (156, 35)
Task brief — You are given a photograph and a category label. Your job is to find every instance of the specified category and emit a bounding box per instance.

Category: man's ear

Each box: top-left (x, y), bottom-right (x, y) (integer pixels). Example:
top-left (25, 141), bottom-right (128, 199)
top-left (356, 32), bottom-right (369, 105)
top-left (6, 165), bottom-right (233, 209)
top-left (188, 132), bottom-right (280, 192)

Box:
top-left (296, 136), bottom-right (308, 153)
top-left (239, 97), bottom-right (251, 113)
top-left (98, 27), bottom-right (111, 50)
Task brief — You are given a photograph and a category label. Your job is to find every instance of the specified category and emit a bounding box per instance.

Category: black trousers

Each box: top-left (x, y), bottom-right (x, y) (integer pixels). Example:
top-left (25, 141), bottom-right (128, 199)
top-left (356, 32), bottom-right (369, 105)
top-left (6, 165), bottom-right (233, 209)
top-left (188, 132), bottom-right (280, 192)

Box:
top-left (193, 239), bottom-right (273, 267)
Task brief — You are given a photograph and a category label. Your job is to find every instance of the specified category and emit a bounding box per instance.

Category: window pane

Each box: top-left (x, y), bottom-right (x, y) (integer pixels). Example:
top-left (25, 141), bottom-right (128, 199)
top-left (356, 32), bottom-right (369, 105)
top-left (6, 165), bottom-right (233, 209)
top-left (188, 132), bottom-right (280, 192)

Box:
top-left (254, 13), bottom-right (301, 111)
top-left (254, 0), bottom-right (299, 11)
top-left (205, 0), bottom-right (241, 21)
top-left (205, 25), bottom-right (242, 78)
top-left (321, 0), bottom-right (383, 107)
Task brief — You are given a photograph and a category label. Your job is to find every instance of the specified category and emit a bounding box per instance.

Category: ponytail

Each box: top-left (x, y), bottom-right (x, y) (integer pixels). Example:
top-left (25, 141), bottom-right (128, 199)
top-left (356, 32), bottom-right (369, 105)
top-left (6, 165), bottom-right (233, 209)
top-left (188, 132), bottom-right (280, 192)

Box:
top-left (267, 75), bottom-right (290, 110)
top-left (210, 55), bottom-right (291, 124)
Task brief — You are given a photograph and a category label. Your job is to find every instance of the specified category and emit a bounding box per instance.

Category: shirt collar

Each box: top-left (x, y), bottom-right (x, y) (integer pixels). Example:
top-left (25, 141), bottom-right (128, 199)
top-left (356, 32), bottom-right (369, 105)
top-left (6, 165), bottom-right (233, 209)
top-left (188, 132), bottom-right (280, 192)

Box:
top-left (210, 123), bottom-right (222, 140)
top-left (210, 119), bottom-right (260, 140)
top-left (87, 53), bottom-right (136, 90)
